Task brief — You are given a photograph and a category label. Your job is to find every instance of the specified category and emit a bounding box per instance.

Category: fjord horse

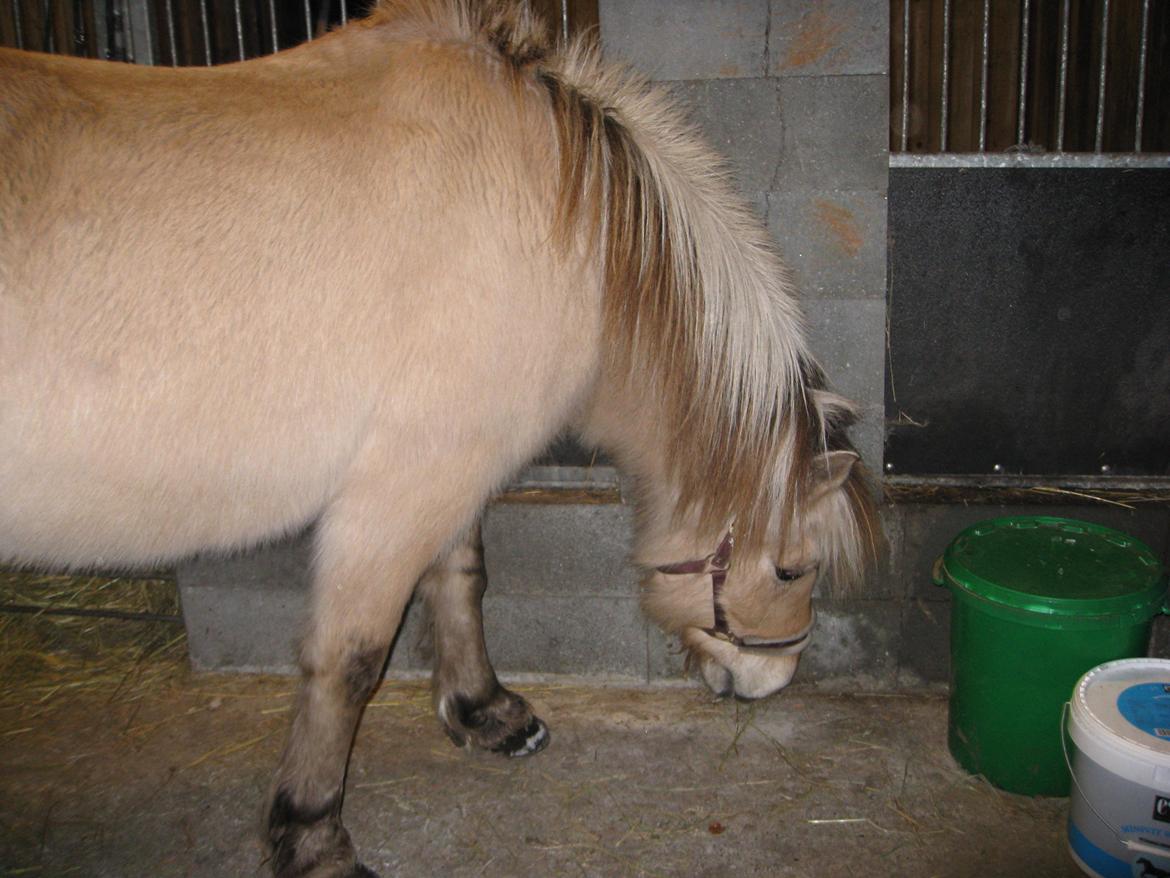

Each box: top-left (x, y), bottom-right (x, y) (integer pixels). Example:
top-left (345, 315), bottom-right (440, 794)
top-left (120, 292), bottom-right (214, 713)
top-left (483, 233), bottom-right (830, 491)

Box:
top-left (0, 2), bottom-right (875, 874)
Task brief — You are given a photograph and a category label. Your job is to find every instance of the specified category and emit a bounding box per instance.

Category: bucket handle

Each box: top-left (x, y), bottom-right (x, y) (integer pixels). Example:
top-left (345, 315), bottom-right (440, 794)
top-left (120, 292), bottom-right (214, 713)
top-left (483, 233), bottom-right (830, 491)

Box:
top-left (931, 556), bottom-right (945, 587)
top-left (1061, 702), bottom-right (1170, 861)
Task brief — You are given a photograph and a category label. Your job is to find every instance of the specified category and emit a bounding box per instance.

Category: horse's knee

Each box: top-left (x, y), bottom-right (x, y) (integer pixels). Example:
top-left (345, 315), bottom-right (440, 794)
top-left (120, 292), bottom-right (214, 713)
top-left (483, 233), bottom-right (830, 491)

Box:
top-left (438, 684), bottom-right (550, 757)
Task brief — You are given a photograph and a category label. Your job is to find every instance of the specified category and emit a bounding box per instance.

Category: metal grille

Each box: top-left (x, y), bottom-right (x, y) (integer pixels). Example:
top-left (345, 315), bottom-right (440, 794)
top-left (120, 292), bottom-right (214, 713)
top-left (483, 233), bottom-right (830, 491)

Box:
top-left (0, 0), bottom-right (595, 65)
top-left (892, 0), bottom-right (1169, 159)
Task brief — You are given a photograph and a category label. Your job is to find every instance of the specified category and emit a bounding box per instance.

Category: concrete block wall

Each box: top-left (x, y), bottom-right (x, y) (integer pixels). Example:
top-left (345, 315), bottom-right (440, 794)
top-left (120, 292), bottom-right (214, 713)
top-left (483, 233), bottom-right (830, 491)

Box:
top-left (178, 495), bottom-right (1170, 690)
top-left (599, 0), bottom-right (889, 470)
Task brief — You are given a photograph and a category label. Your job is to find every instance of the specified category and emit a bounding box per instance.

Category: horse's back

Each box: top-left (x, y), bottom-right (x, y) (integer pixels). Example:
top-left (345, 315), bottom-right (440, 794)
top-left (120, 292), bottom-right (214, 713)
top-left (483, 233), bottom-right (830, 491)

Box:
top-left (0, 28), bottom-right (599, 570)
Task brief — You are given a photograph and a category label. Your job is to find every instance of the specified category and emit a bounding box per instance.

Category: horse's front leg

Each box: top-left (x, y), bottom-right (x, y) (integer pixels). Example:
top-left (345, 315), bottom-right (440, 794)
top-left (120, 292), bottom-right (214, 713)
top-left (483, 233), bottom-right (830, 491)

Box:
top-left (419, 520), bottom-right (549, 757)
top-left (264, 484), bottom-right (457, 878)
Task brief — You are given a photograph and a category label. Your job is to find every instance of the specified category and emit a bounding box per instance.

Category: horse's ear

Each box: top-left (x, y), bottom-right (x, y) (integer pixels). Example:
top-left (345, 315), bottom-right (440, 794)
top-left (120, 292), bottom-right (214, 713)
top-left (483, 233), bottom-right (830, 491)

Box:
top-left (811, 450), bottom-right (859, 503)
top-left (812, 390), bottom-right (858, 432)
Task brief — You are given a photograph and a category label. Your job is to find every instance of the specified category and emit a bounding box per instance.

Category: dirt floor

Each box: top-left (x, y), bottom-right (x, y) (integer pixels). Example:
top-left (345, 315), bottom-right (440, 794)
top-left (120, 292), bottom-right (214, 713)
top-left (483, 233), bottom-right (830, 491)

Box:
top-left (0, 577), bottom-right (1082, 878)
top-left (1, 675), bottom-right (1083, 878)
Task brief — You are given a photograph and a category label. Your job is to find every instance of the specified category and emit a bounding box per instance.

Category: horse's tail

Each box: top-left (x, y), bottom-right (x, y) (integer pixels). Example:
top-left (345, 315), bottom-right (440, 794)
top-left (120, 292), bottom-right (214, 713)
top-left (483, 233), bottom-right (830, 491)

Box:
top-left (535, 48), bottom-right (823, 554)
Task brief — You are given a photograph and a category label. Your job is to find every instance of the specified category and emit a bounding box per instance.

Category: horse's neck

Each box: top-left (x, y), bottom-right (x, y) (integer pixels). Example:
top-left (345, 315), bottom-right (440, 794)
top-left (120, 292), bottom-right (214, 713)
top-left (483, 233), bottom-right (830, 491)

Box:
top-left (579, 382), bottom-right (722, 568)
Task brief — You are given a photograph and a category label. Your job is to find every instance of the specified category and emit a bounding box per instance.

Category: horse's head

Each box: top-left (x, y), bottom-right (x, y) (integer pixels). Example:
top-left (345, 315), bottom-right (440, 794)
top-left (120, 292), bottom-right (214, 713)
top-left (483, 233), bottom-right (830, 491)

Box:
top-left (642, 449), bottom-right (871, 700)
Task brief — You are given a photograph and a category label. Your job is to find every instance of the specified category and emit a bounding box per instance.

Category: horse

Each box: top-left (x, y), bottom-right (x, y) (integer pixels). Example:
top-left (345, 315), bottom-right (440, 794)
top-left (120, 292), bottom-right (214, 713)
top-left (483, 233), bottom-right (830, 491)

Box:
top-left (0, 1), bottom-right (877, 875)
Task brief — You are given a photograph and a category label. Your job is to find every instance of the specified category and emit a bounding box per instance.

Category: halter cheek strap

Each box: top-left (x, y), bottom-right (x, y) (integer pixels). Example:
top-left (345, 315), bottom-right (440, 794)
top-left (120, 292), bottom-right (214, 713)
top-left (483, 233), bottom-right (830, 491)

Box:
top-left (654, 529), bottom-right (815, 654)
top-left (654, 529), bottom-right (736, 636)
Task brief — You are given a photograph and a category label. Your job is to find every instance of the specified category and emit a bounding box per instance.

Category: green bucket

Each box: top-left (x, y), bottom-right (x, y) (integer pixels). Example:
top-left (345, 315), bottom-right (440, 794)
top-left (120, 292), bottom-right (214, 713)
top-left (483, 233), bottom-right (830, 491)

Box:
top-left (933, 515), bottom-right (1167, 797)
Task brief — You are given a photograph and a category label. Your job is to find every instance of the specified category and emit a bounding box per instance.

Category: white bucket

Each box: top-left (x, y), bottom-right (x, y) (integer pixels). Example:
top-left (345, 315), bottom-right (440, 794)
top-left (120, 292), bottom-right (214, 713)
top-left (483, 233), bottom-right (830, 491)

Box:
top-left (1067, 658), bottom-right (1170, 878)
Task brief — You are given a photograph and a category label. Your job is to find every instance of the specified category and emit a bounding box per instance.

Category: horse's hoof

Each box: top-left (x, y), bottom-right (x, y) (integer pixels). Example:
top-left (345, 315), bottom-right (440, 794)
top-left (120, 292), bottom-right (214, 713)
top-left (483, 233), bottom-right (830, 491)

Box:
top-left (493, 716), bottom-right (550, 757)
top-left (439, 686), bottom-right (551, 756)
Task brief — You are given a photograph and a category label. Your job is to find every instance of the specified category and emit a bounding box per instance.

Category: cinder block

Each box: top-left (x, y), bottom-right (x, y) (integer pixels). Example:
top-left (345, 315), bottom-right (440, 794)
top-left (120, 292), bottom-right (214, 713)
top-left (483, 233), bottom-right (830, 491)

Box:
top-left (482, 594), bottom-right (647, 679)
top-left (799, 600), bottom-right (900, 689)
top-left (801, 297), bottom-right (886, 414)
top-left (769, 0), bottom-right (889, 77)
top-left (599, 0), bottom-right (768, 81)
top-left (482, 503), bottom-right (637, 597)
top-left (767, 189), bottom-right (887, 300)
top-left (667, 78), bottom-right (783, 195)
top-left (179, 529), bottom-right (313, 673)
top-left (775, 75), bottom-right (888, 192)
top-left (647, 624), bottom-right (687, 683)
top-left (897, 597), bottom-right (950, 687)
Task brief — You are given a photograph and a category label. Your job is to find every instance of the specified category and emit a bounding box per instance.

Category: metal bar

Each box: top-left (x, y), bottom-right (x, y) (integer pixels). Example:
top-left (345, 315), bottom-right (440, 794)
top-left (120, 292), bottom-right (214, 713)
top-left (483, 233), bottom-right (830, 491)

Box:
top-left (1057, 0), bottom-right (1070, 151)
top-left (303, 0), bottom-right (311, 41)
top-left (890, 152), bottom-right (1170, 169)
top-left (163, 0), bottom-right (176, 64)
top-left (131, 0), bottom-right (154, 65)
top-left (900, 0), bottom-right (910, 152)
top-left (104, 0), bottom-right (120, 59)
top-left (1095, 0), bottom-right (1111, 153)
top-left (560, 0), bottom-right (568, 45)
top-left (120, 0), bottom-right (134, 60)
top-left (11, 0), bottom-right (24, 49)
top-left (91, 0), bottom-right (108, 58)
top-left (233, 0), bottom-right (243, 60)
top-left (267, 0), bottom-right (276, 53)
top-left (198, 0), bottom-right (211, 64)
top-left (1016, 0), bottom-right (1030, 147)
top-left (72, 0), bottom-right (86, 56)
top-left (339, 0), bottom-right (346, 26)
top-left (940, 0), bottom-right (952, 152)
top-left (1135, 0), bottom-right (1151, 153)
top-left (979, 0), bottom-right (990, 152)
top-left (40, 0), bottom-right (54, 52)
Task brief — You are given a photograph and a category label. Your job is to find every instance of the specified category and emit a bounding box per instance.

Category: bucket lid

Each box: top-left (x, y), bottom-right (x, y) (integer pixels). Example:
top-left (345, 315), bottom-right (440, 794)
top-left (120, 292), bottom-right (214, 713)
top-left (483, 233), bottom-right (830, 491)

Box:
top-left (1070, 658), bottom-right (1170, 767)
top-left (937, 516), bottom-right (1165, 618)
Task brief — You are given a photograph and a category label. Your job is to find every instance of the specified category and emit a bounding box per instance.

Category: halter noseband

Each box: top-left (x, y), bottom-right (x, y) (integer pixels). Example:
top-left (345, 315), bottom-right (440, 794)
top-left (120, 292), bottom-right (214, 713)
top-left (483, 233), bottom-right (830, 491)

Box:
top-left (654, 529), bottom-right (815, 655)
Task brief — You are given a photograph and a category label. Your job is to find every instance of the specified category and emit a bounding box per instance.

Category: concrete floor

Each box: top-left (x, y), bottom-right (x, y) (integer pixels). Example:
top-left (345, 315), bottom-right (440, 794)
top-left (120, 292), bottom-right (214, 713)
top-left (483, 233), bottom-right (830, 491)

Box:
top-left (1, 672), bottom-right (1082, 878)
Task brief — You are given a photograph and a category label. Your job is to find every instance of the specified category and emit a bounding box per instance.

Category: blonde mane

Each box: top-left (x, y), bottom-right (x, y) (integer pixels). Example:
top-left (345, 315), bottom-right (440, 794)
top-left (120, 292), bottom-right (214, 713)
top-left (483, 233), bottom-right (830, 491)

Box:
top-left (370, 0), bottom-right (873, 573)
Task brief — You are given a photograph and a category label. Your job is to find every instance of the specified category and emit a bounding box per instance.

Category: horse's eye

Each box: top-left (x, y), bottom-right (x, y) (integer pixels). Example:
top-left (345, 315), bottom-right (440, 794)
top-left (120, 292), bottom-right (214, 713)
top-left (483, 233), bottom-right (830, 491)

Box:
top-left (775, 567), bottom-right (803, 582)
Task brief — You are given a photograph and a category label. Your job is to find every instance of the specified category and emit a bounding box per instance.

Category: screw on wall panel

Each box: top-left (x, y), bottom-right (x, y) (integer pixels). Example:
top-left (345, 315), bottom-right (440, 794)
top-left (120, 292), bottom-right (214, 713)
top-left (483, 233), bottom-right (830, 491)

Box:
top-left (1100, 464), bottom-right (1112, 474)
top-left (884, 462), bottom-right (894, 473)
top-left (992, 464), bottom-right (1004, 473)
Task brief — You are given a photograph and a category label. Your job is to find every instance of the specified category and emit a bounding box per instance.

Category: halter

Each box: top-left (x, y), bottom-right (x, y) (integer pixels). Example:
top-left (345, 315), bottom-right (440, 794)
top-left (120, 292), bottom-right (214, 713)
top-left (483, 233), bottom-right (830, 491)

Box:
top-left (654, 529), bottom-right (815, 655)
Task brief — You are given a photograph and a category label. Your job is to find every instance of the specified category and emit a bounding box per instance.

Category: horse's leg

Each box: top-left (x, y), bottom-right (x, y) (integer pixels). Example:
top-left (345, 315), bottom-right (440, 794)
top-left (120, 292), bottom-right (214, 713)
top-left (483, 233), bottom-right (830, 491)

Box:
top-left (419, 520), bottom-right (549, 757)
top-left (264, 478), bottom-right (465, 878)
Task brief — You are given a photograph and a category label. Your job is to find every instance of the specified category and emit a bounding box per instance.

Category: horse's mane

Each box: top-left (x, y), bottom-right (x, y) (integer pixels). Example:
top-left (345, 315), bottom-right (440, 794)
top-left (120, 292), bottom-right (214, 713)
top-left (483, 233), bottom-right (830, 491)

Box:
top-left (369, 0), bottom-right (875, 578)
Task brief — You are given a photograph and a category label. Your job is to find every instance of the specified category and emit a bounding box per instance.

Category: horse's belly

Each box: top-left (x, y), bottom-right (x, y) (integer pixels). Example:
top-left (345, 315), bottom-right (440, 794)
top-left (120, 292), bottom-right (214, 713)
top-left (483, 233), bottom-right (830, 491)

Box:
top-left (0, 394), bottom-right (355, 570)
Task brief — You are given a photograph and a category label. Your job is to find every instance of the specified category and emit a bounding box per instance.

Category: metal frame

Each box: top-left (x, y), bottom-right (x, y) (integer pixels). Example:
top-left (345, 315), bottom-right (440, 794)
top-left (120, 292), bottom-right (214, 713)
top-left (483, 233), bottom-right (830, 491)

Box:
top-left (897, 0), bottom-right (1163, 158)
top-left (3, 0), bottom-right (577, 64)
top-left (891, 153), bottom-right (1170, 169)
